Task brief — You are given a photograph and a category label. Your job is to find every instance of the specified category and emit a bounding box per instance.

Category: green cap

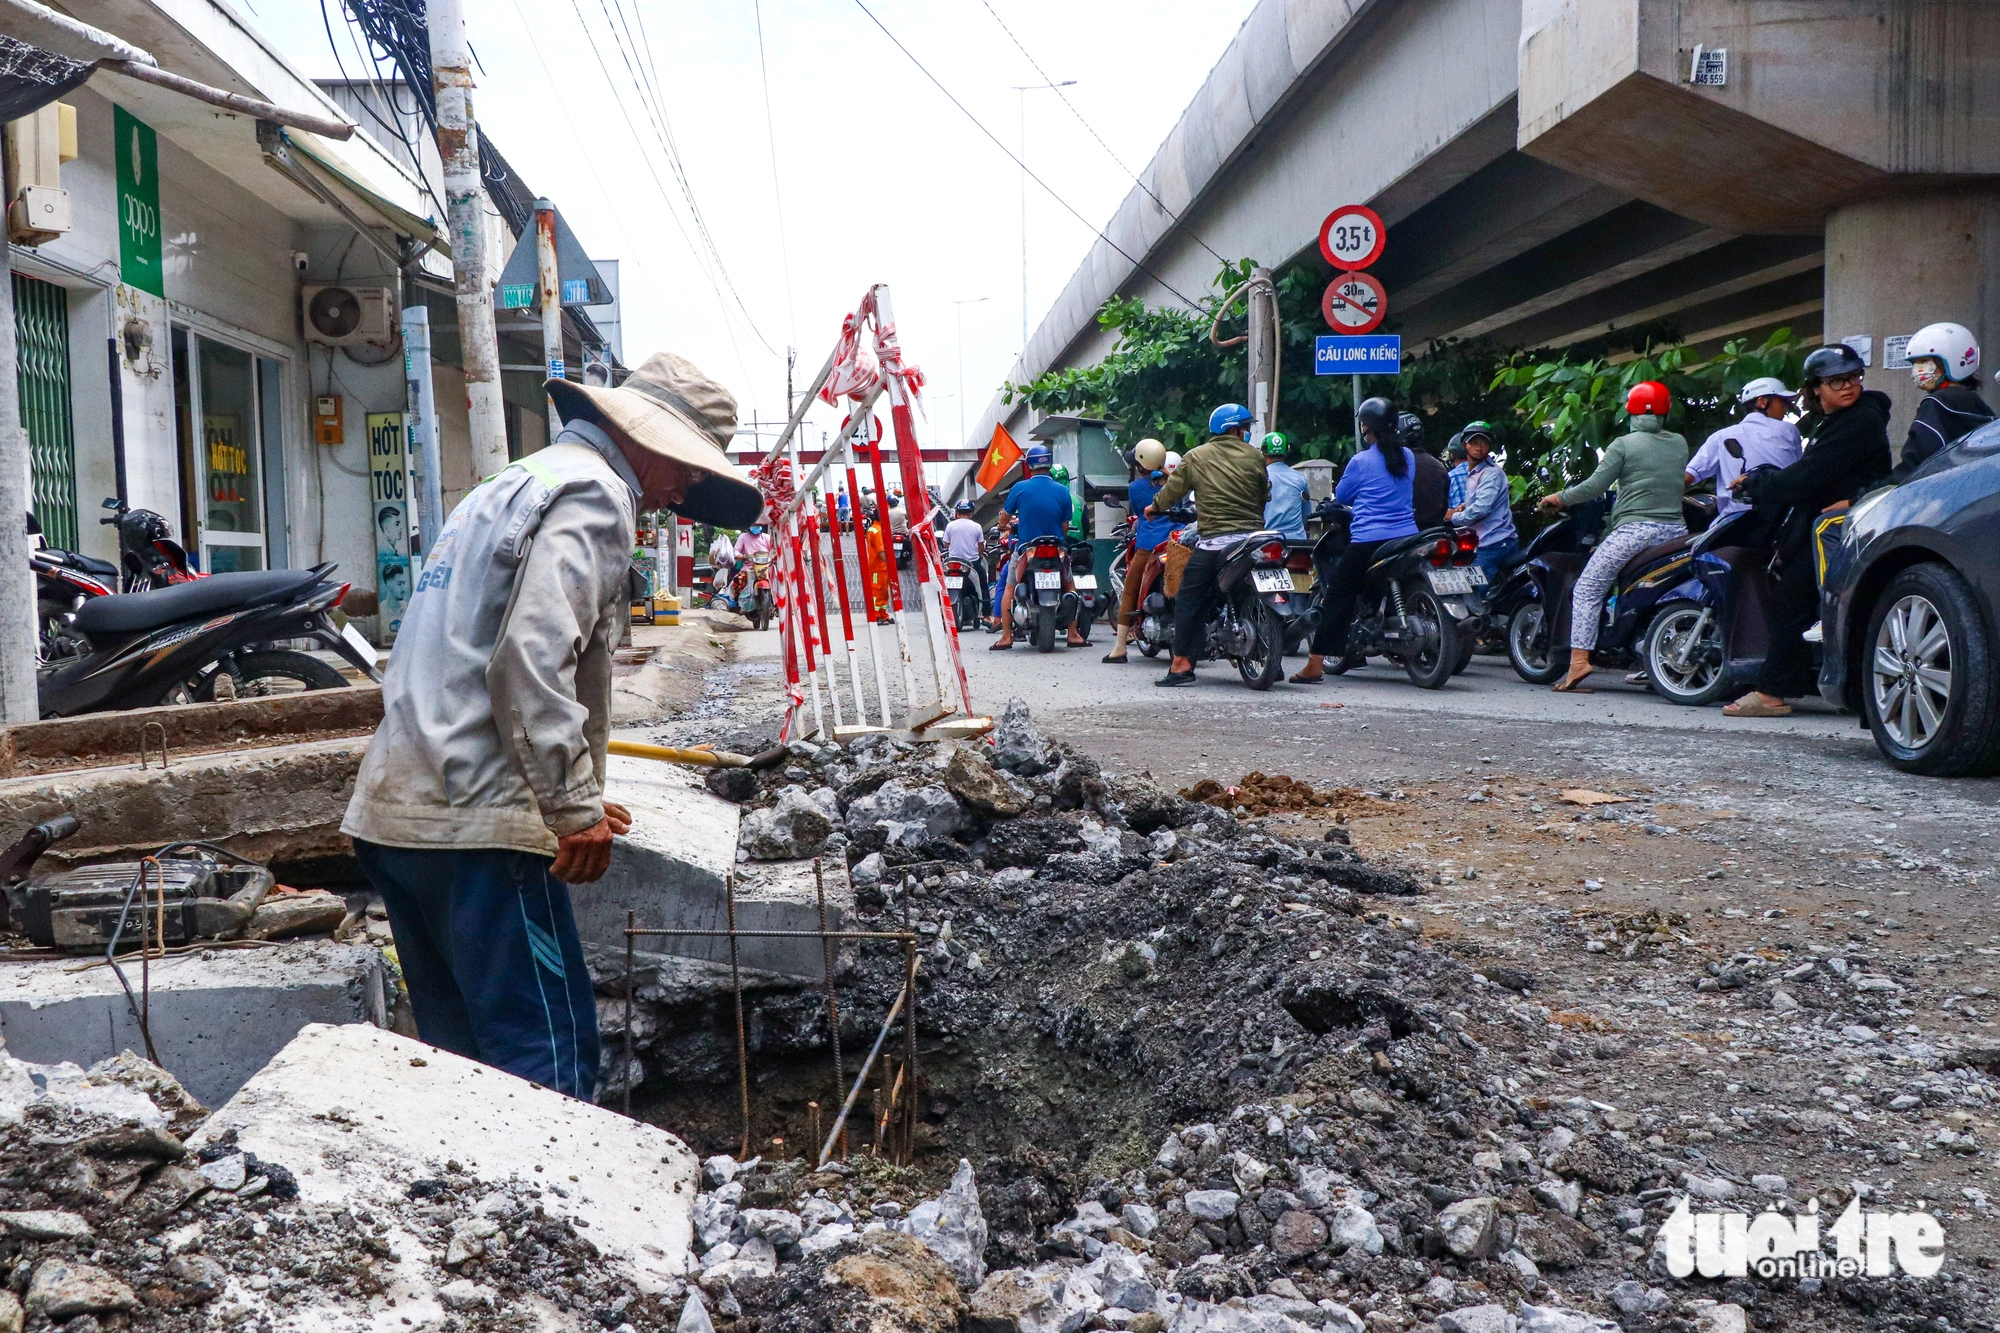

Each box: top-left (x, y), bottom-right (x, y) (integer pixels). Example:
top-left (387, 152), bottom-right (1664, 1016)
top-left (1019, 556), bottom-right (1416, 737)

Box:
top-left (1461, 420), bottom-right (1495, 442)
top-left (1262, 431), bottom-right (1289, 457)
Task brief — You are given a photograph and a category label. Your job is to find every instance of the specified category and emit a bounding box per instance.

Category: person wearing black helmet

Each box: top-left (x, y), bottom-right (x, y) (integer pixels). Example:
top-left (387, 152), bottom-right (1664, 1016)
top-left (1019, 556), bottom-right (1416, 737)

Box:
top-left (1722, 344), bottom-right (1892, 717)
top-left (1289, 397), bottom-right (1417, 683)
top-left (1402, 412), bottom-right (1451, 529)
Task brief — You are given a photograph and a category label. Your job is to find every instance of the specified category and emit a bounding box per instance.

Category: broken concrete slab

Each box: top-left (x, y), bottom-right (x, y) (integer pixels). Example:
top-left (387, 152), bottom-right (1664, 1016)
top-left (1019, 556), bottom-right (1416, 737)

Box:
top-left (0, 941), bottom-right (386, 1108)
top-left (190, 1023), bottom-right (699, 1295)
top-left (574, 757), bottom-right (852, 984)
top-left (0, 736), bottom-right (367, 868)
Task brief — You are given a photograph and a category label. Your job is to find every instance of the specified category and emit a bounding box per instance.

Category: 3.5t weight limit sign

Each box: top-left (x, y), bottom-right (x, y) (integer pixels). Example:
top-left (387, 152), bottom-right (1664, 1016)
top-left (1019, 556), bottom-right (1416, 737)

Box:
top-left (1322, 270), bottom-right (1387, 335)
top-left (1318, 203), bottom-right (1386, 272)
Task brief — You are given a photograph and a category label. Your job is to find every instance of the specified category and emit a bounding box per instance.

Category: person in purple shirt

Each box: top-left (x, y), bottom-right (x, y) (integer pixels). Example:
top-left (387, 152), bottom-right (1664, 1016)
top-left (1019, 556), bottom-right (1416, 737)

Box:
top-left (1290, 398), bottom-right (1417, 683)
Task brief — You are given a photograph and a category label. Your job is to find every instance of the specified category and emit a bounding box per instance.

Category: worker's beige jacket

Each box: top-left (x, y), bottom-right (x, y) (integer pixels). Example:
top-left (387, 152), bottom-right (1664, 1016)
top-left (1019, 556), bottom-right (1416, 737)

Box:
top-left (342, 434), bottom-right (636, 857)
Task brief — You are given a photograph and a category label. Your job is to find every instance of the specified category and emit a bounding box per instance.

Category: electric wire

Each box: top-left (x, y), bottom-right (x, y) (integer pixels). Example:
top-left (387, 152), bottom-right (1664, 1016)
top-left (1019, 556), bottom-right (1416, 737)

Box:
top-left (753, 0), bottom-right (800, 344)
top-left (846, 0), bottom-right (1204, 313)
top-left (321, 0), bottom-right (444, 219)
top-left (579, 0), bottom-right (777, 356)
top-left (973, 0), bottom-right (1229, 269)
top-left (560, 0), bottom-right (763, 402)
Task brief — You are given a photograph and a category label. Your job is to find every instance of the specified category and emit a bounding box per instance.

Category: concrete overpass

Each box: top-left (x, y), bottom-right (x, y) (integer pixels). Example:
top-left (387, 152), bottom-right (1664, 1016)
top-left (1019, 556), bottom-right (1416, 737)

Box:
top-left (963, 0), bottom-right (2000, 485)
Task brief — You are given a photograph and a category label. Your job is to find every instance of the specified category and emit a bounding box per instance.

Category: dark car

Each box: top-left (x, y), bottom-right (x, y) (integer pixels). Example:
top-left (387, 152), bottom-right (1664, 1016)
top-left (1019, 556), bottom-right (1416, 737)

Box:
top-left (1819, 417), bottom-right (2000, 775)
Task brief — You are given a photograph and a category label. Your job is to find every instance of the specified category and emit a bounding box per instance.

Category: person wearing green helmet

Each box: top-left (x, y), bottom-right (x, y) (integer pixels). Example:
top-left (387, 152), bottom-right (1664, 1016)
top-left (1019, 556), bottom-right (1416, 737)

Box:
top-left (1261, 432), bottom-right (1310, 541)
top-left (1048, 463), bottom-right (1086, 540)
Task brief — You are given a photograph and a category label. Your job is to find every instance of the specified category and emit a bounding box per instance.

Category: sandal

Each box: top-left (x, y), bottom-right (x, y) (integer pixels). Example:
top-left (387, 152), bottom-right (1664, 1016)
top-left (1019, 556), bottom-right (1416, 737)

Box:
top-left (1550, 673), bottom-right (1594, 693)
top-left (1722, 695), bottom-right (1792, 717)
top-left (1288, 670), bottom-right (1325, 684)
top-left (989, 639), bottom-right (1014, 651)
top-left (1102, 653), bottom-right (1129, 664)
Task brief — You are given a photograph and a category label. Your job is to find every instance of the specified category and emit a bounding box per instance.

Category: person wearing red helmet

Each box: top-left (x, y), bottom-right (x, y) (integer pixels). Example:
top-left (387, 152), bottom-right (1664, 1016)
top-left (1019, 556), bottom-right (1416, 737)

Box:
top-left (1536, 380), bottom-right (1689, 691)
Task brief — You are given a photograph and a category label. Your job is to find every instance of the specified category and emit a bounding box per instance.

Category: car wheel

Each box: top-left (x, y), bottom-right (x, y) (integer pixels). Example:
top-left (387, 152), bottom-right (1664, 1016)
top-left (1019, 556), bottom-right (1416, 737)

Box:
top-left (1863, 564), bottom-right (2000, 776)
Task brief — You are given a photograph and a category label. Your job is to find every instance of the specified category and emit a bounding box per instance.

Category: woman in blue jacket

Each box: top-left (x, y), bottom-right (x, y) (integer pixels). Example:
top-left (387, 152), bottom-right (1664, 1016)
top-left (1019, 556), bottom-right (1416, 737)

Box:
top-left (1290, 398), bottom-right (1417, 682)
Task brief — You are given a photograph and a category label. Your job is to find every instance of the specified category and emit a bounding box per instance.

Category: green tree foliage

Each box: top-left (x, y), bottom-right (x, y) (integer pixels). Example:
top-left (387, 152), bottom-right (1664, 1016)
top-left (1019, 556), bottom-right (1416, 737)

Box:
top-left (1492, 328), bottom-right (1812, 496)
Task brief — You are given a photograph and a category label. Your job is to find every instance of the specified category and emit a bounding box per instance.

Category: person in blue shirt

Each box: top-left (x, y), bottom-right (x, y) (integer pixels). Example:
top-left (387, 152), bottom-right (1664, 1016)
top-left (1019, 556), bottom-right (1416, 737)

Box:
top-left (1105, 439), bottom-right (1178, 662)
top-left (991, 445), bottom-right (1084, 649)
top-left (1261, 432), bottom-right (1311, 541)
top-left (1445, 423), bottom-right (1518, 585)
top-left (1445, 433), bottom-right (1470, 510)
top-left (1289, 397), bottom-right (1417, 683)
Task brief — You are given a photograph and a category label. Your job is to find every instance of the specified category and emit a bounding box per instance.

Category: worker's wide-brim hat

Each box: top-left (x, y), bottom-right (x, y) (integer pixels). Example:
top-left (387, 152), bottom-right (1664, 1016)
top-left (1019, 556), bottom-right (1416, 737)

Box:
top-left (545, 352), bottom-right (763, 527)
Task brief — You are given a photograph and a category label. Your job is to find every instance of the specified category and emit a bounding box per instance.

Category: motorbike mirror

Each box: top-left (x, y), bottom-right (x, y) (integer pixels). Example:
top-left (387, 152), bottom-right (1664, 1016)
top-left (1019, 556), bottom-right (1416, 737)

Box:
top-left (102, 496), bottom-right (120, 509)
top-left (1723, 438), bottom-right (1743, 460)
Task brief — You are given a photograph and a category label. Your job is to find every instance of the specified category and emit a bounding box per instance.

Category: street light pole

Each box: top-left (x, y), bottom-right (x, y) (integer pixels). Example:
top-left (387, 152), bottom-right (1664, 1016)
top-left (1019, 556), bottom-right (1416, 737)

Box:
top-left (1013, 81), bottom-right (1075, 355)
top-left (954, 296), bottom-right (989, 448)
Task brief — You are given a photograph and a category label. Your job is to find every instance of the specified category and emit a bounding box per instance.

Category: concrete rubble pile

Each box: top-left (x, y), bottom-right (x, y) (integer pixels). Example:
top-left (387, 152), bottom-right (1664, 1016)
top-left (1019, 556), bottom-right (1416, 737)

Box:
top-left (647, 701), bottom-right (1985, 1333)
top-left (0, 1023), bottom-right (705, 1333)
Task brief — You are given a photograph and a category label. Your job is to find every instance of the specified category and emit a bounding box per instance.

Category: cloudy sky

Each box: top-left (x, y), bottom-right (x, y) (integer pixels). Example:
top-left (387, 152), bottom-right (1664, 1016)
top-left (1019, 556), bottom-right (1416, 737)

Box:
top-left (248, 0), bottom-right (1259, 454)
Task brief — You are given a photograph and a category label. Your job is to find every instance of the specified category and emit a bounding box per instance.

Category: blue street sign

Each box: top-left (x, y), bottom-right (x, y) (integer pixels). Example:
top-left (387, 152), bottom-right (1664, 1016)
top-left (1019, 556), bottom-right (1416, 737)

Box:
top-left (1315, 334), bottom-right (1402, 375)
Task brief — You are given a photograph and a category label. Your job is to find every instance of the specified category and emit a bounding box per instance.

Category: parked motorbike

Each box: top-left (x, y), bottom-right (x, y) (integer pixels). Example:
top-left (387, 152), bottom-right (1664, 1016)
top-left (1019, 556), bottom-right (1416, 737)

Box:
top-left (1009, 537), bottom-right (1078, 653)
top-left (1131, 526), bottom-right (1292, 689)
top-left (1308, 504), bottom-right (1477, 689)
top-left (28, 513), bottom-right (115, 663)
top-left (1505, 494), bottom-right (1719, 686)
top-left (1484, 495), bottom-right (1612, 680)
top-left (37, 563), bottom-right (378, 718)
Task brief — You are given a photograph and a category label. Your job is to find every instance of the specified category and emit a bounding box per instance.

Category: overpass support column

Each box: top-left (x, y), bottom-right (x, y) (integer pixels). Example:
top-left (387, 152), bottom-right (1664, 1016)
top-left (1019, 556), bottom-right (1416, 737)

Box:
top-left (1824, 188), bottom-right (2000, 451)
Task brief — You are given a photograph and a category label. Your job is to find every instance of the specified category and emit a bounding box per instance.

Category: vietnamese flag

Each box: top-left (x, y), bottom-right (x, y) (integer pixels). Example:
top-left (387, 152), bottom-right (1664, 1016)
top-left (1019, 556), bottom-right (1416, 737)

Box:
top-left (975, 424), bottom-right (1024, 492)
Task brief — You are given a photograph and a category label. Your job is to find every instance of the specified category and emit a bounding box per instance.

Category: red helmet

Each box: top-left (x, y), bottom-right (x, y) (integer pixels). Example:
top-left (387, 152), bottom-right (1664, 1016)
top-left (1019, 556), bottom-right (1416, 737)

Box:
top-left (1625, 381), bottom-right (1670, 416)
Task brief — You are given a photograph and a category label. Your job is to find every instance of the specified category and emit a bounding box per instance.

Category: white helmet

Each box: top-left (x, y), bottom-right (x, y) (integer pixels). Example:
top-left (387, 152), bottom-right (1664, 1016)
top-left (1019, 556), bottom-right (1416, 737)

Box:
top-left (1132, 438), bottom-right (1167, 472)
top-left (1736, 376), bottom-right (1795, 404)
top-left (1906, 322), bottom-right (1980, 380)
top-left (1163, 450), bottom-right (1182, 475)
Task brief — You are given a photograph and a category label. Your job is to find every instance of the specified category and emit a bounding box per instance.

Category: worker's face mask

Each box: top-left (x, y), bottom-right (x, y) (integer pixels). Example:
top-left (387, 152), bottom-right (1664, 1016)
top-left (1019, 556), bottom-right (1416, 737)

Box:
top-left (1913, 359), bottom-right (1947, 392)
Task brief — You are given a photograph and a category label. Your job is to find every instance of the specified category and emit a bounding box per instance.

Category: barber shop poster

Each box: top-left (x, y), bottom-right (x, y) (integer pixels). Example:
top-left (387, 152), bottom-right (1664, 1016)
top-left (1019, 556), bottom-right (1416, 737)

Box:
top-left (367, 412), bottom-right (411, 642)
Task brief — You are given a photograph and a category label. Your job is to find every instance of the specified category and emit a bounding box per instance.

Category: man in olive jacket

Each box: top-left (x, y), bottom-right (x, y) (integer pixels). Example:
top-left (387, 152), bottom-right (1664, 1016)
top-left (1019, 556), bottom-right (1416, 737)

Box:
top-left (1144, 403), bottom-right (1271, 685)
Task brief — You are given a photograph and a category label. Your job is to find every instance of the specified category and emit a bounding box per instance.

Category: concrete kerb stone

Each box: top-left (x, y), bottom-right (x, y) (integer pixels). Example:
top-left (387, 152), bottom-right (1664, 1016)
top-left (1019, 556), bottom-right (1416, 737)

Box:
top-left (0, 735), bottom-right (368, 868)
top-left (574, 757), bottom-right (853, 986)
top-left (0, 941), bottom-right (387, 1109)
top-left (189, 1023), bottom-right (701, 1295)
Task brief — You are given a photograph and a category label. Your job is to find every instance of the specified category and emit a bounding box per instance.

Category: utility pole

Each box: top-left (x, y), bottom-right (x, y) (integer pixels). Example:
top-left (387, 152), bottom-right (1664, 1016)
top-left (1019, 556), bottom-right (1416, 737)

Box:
top-left (427, 0), bottom-right (508, 476)
top-left (1245, 266), bottom-right (1278, 443)
top-left (1013, 81), bottom-right (1074, 353)
top-left (534, 199), bottom-right (562, 448)
top-left (0, 225), bottom-right (34, 723)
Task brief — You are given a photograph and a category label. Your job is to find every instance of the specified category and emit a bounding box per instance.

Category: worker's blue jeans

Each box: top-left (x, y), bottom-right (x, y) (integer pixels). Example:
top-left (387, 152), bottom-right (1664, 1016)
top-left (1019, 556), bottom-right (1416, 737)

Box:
top-left (352, 840), bottom-right (600, 1101)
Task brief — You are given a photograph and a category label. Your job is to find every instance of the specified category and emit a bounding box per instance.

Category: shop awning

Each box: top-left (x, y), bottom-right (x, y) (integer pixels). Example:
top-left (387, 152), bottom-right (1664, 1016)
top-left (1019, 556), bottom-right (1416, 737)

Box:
top-left (287, 130), bottom-right (444, 256)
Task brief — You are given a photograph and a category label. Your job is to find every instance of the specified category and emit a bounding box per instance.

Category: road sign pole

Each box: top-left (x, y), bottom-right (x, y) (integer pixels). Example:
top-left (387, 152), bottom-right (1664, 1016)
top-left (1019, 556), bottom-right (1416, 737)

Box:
top-left (1352, 374), bottom-right (1363, 450)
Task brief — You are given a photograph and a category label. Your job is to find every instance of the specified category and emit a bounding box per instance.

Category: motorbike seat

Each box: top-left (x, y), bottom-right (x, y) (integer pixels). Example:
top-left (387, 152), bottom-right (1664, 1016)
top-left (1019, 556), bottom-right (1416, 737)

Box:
top-left (1371, 529), bottom-right (1443, 564)
top-left (72, 569), bottom-right (321, 635)
top-left (1617, 534), bottom-right (1691, 583)
top-left (57, 551), bottom-right (118, 580)
top-left (1493, 545), bottom-right (1534, 575)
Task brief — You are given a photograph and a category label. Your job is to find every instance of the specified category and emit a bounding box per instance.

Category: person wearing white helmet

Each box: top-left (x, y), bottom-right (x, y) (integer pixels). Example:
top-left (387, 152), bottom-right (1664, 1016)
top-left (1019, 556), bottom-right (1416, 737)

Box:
top-left (1104, 438), bottom-right (1173, 663)
top-left (1891, 321), bottom-right (1994, 482)
top-left (1685, 377), bottom-right (1802, 518)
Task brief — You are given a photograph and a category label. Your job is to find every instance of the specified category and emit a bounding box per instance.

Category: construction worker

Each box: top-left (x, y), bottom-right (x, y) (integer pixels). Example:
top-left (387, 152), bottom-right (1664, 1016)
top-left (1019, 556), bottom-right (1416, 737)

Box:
top-left (341, 353), bottom-right (760, 1099)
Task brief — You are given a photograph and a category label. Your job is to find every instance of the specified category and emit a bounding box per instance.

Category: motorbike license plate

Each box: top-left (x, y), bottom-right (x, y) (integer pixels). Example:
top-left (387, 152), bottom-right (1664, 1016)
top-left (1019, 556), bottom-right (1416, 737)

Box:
top-left (1425, 567), bottom-right (1486, 595)
top-left (944, 576), bottom-right (964, 590)
top-left (1252, 569), bottom-right (1292, 594)
top-left (1072, 574), bottom-right (1097, 591)
top-left (1033, 571), bottom-right (1062, 590)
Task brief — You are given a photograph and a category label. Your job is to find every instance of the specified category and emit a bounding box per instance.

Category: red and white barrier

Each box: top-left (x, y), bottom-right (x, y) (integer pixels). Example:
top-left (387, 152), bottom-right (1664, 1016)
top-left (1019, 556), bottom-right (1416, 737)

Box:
top-left (749, 285), bottom-right (975, 742)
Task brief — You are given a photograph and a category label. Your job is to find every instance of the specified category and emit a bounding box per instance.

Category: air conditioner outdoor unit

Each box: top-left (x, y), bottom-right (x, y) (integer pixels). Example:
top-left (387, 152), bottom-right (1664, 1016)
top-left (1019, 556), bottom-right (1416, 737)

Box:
top-left (302, 285), bottom-right (395, 346)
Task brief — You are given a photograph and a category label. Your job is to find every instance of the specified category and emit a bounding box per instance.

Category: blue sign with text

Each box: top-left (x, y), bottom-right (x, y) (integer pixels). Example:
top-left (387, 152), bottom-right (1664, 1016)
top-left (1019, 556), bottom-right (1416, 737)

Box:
top-left (1315, 334), bottom-right (1402, 374)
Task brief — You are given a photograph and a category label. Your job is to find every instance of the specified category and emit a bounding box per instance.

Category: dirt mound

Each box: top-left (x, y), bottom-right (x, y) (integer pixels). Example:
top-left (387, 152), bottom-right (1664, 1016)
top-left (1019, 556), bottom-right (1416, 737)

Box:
top-left (1181, 772), bottom-right (1383, 818)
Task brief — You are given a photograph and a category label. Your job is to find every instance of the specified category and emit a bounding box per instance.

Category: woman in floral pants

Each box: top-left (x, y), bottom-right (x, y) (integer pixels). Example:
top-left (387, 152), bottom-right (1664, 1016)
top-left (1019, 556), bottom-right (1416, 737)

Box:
top-left (1537, 382), bottom-right (1691, 692)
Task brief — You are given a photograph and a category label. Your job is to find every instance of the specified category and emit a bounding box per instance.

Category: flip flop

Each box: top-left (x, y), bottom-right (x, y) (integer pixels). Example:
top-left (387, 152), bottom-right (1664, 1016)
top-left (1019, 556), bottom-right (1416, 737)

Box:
top-left (989, 640), bottom-right (1014, 651)
top-left (1288, 671), bottom-right (1326, 684)
top-left (1551, 674), bottom-right (1594, 693)
top-left (1102, 653), bottom-right (1129, 664)
top-left (1722, 697), bottom-right (1792, 717)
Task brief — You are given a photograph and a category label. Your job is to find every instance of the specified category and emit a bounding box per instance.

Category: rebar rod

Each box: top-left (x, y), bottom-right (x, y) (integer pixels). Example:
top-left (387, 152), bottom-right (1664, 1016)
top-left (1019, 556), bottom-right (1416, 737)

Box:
top-left (725, 873), bottom-right (751, 1159)
top-left (623, 909), bottom-right (636, 1117)
top-left (623, 928), bottom-right (914, 940)
top-left (816, 980), bottom-right (909, 1168)
top-left (815, 863), bottom-right (847, 1158)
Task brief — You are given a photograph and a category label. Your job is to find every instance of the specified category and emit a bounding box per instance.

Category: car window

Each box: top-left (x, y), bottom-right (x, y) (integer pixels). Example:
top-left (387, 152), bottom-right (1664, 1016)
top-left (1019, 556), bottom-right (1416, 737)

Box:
top-left (1954, 419), bottom-right (2000, 455)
